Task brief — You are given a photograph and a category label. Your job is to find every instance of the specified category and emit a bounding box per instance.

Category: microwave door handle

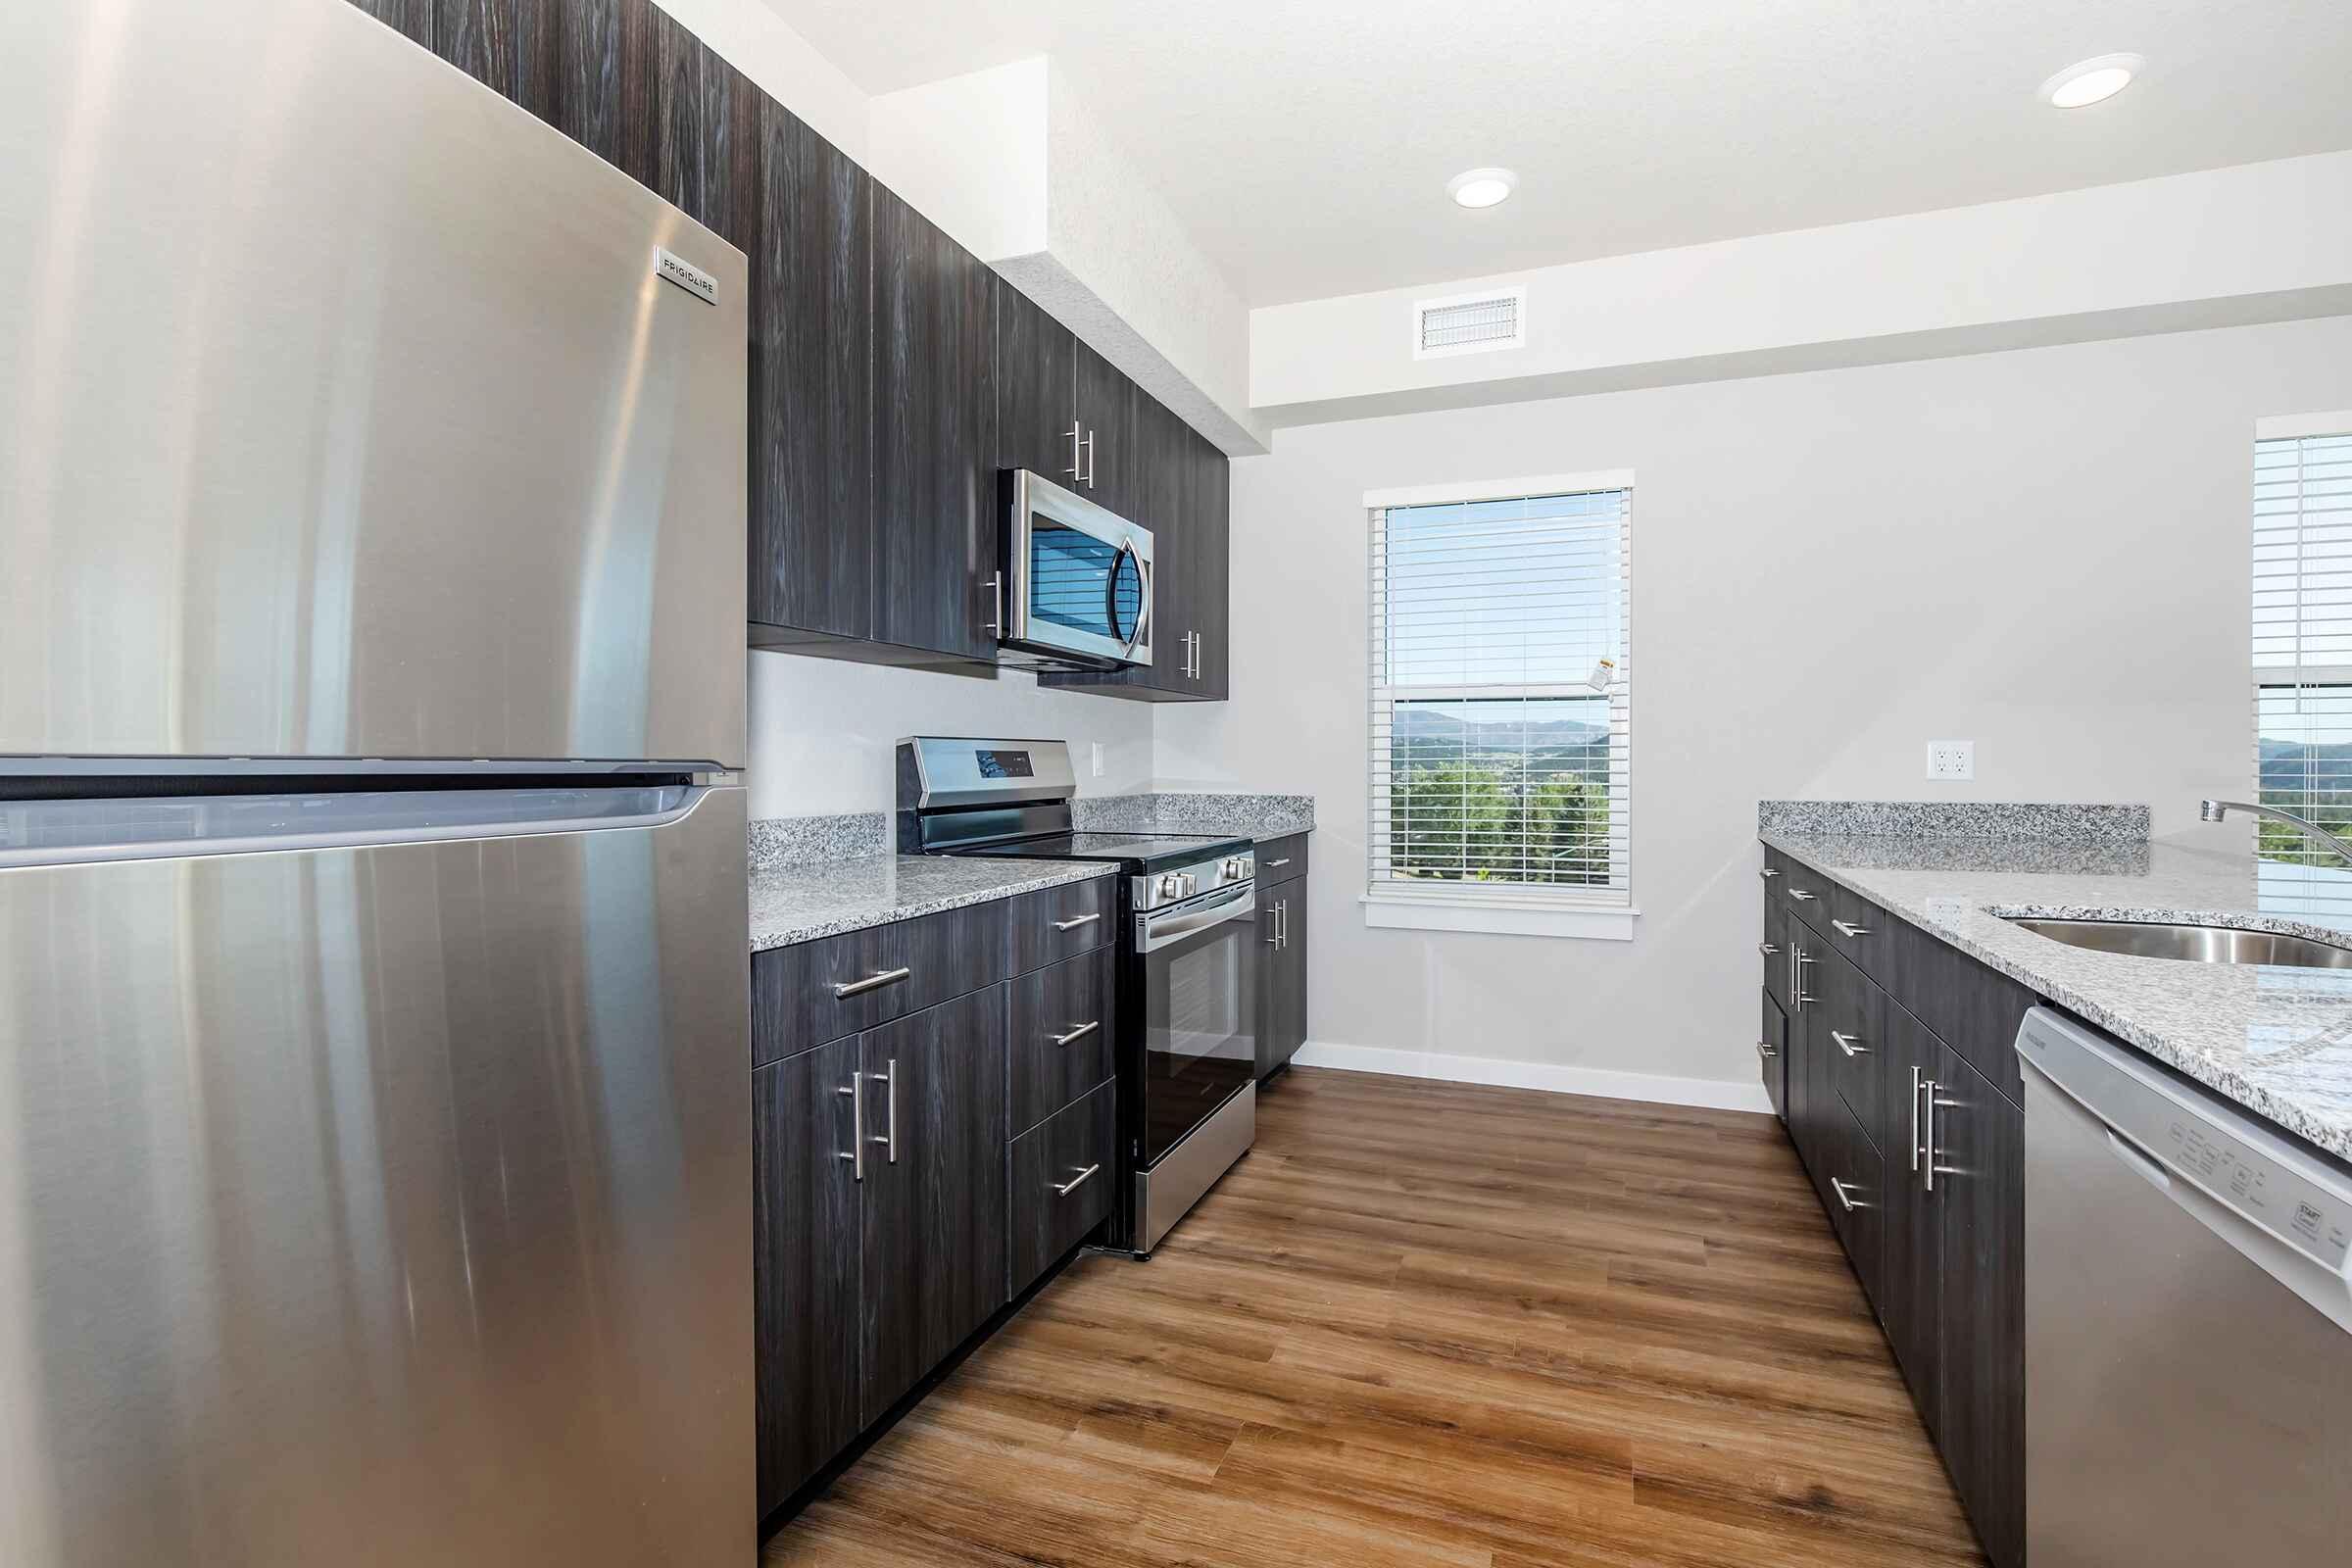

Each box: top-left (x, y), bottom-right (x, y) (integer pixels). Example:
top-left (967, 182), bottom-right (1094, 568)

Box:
top-left (1137, 885), bottom-right (1254, 953)
top-left (1116, 540), bottom-right (1152, 659)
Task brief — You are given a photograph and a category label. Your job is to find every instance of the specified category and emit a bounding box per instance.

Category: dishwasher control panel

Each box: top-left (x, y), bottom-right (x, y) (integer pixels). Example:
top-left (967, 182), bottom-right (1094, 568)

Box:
top-left (2018, 1007), bottom-right (2352, 1277)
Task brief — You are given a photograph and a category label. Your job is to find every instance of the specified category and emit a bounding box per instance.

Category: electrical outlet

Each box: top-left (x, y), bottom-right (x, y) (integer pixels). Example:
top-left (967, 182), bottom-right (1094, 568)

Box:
top-left (1927, 741), bottom-right (1975, 781)
top-left (1090, 742), bottom-right (1105, 778)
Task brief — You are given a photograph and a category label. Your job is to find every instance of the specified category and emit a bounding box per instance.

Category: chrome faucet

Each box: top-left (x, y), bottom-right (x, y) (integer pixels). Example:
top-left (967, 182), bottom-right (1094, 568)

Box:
top-left (2200, 799), bottom-right (2352, 867)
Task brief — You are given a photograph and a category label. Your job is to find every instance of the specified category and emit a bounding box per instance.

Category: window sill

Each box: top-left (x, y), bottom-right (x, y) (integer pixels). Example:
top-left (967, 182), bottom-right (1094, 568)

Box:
top-left (1359, 893), bottom-right (1639, 941)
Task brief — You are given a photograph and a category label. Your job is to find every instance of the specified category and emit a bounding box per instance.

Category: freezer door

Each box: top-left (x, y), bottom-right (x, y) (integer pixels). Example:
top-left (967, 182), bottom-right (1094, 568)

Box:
top-left (0, 0), bottom-right (746, 768)
top-left (0, 787), bottom-right (752, 1567)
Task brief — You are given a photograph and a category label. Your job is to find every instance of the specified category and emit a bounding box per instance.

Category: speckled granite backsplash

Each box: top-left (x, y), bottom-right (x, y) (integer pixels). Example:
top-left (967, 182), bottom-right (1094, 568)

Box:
top-left (748, 810), bottom-right (889, 871)
top-left (1757, 801), bottom-right (2150, 844)
top-left (1073, 792), bottom-right (1315, 838)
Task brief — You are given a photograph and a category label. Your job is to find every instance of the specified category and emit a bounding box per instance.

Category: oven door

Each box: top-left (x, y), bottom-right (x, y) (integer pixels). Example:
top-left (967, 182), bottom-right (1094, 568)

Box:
top-left (1004, 469), bottom-right (1152, 667)
top-left (1135, 882), bottom-right (1257, 1166)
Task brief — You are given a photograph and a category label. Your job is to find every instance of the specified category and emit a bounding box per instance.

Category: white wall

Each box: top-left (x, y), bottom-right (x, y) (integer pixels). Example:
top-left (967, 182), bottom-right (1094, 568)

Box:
top-left (1250, 151), bottom-right (2352, 427)
top-left (745, 653), bottom-right (1153, 819)
top-left (1154, 315), bottom-right (2352, 1095)
top-left (865, 59), bottom-right (1049, 264)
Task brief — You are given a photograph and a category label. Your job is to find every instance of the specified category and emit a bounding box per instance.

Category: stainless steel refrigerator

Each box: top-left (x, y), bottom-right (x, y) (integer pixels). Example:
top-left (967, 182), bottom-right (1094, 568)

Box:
top-left (0, 3), bottom-right (753, 1562)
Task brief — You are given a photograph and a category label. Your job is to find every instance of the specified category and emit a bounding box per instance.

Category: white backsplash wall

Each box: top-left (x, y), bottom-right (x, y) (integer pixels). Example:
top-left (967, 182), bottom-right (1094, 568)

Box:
top-left (746, 652), bottom-right (1154, 819)
top-left (1154, 314), bottom-right (2352, 1102)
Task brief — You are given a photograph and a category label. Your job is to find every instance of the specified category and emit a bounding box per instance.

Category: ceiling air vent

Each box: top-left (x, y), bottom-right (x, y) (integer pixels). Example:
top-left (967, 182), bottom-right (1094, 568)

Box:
top-left (1413, 286), bottom-right (1526, 360)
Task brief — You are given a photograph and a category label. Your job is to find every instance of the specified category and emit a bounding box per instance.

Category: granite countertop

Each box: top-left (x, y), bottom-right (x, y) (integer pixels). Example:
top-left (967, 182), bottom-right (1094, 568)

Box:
top-left (1761, 827), bottom-right (2352, 1163)
top-left (1070, 791), bottom-right (1315, 843)
top-left (749, 855), bottom-right (1115, 953)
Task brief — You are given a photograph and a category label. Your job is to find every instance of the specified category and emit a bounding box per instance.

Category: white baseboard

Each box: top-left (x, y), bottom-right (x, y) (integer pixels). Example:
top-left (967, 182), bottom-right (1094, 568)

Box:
top-left (1288, 1040), bottom-right (1776, 1115)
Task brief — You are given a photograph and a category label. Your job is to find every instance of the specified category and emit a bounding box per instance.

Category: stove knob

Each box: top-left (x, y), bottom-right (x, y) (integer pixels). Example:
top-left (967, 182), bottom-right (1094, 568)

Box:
top-left (1221, 857), bottom-right (1243, 879)
top-left (1181, 873), bottom-right (1198, 899)
top-left (1157, 873), bottom-right (1183, 900)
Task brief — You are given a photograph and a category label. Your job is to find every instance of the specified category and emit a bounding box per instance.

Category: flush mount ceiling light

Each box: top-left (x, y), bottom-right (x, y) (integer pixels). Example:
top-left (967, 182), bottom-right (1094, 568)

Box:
top-left (2041, 53), bottom-right (2143, 109)
top-left (1446, 168), bottom-right (1518, 210)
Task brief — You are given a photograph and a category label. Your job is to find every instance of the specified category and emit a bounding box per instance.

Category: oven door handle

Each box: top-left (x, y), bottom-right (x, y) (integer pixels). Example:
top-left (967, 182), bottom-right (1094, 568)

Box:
top-left (1136, 884), bottom-right (1255, 954)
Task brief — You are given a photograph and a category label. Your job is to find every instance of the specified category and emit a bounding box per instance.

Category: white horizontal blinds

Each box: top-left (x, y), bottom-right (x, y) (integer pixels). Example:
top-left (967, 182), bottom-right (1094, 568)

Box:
top-left (1368, 486), bottom-right (1631, 902)
top-left (2253, 431), bottom-right (2352, 916)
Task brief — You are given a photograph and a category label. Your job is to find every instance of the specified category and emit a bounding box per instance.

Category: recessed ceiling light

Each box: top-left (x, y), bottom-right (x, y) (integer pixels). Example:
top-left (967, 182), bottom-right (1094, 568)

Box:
top-left (2041, 53), bottom-right (2143, 109)
top-left (1446, 168), bottom-right (1517, 210)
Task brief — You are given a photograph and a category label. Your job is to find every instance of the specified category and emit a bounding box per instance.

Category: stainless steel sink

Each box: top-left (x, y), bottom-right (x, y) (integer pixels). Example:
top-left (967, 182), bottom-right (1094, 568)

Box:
top-left (2005, 917), bottom-right (2352, 968)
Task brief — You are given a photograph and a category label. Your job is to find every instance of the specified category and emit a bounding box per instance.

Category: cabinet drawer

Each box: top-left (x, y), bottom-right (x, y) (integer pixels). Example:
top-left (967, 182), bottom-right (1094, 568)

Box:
top-left (1007, 1082), bottom-right (1115, 1298)
top-left (1825, 1094), bottom-right (1886, 1308)
top-left (1256, 833), bottom-right (1310, 888)
top-left (1006, 875), bottom-right (1116, 975)
top-left (1821, 879), bottom-right (1891, 981)
top-left (1812, 946), bottom-right (1886, 1158)
top-left (1770, 853), bottom-right (1833, 935)
top-left (753, 902), bottom-right (1010, 1067)
top-left (1761, 898), bottom-right (1792, 1010)
top-left (1008, 946), bottom-right (1115, 1136)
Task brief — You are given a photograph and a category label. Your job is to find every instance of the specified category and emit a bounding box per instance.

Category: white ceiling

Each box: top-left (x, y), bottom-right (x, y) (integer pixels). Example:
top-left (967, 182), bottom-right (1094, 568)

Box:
top-left (761, 0), bottom-right (2352, 307)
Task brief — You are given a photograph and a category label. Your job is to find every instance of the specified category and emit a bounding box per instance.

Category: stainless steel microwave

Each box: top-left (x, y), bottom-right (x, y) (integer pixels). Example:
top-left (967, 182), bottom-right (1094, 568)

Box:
top-left (997, 469), bottom-right (1153, 669)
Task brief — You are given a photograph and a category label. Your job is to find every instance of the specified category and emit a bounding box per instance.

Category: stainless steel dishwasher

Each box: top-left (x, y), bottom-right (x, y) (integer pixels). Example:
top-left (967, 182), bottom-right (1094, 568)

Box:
top-left (2016, 1006), bottom-right (2352, 1565)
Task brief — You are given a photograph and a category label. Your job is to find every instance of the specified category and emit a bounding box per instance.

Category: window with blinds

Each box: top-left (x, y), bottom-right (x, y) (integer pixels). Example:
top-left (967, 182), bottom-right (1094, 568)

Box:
top-left (1368, 480), bottom-right (1631, 906)
top-left (2254, 425), bottom-right (2352, 916)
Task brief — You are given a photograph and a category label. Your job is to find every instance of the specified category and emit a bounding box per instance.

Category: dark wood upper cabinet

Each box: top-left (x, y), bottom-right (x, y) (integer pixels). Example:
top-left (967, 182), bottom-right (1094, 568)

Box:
top-left (431, 0), bottom-right (515, 89)
top-left (749, 104), bottom-right (871, 642)
top-left (1191, 425), bottom-right (1232, 700)
top-left (996, 281), bottom-right (1081, 487)
top-left (870, 186), bottom-right (998, 663)
top-left (349, 0), bottom-right (1223, 693)
top-left (752, 1040), bottom-right (862, 1517)
top-left (1072, 338), bottom-right (1136, 519)
top-left (644, 13), bottom-right (759, 250)
top-left (858, 988), bottom-right (1008, 1424)
top-left (350, 0), bottom-right (435, 49)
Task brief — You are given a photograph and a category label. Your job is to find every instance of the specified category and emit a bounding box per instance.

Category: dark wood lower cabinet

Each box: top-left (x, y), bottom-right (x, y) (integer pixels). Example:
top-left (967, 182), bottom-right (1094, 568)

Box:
top-left (1758, 987), bottom-right (1788, 1120)
top-left (1255, 883), bottom-right (1307, 1078)
top-left (1930, 1047), bottom-right (2027, 1568)
top-left (1766, 849), bottom-right (2028, 1568)
top-left (752, 1039), bottom-right (861, 1515)
top-left (858, 987), bottom-right (1008, 1423)
top-left (1006, 1082), bottom-right (1115, 1298)
top-left (1876, 1000), bottom-right (1943, 1432)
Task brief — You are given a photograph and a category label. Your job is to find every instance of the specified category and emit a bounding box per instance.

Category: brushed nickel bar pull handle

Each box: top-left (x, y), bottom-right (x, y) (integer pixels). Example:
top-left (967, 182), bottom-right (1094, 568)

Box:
top-left (1759, 868), bottom-right (1781, 879)
top-left (1267, 858), bottom-right (1291, 868)
top-left (832, 966), bottom-right (910, 1000)
top-left (1066, 421), bottom-right (1083, 478)
top-left (1924, 1081), bottom-right (1942, 1192)
top-left (1832, 919), bottom-right (1871, 938)
top-left (1788, 889), bottom-right (1818, 902)
top-left (1759, 941), bottom-right (1779, 956)
top-left (1756, 1040), bottom-right (1777, 1059)
top-left (866, 1059), bottom-right (896, 1163)
top-left (1830, 1176), bottom-right (1864, 1213)
top-left (1082, 430), bottom-right (1097, 487)
top-left (1909, 1066), bottom-right (1924, 1175)
top-left (985, 569), bottom-right (1003, 637)
top-left (1831, 1030), bottom-right (1871, 1057)
top-left (1052, 1020), bottom-right (1101, 1047)
top-left (1053, 1163), bottom-right (1100, 1198)
top-left (1053, 912), bottom-right (1102, 932)
top-left (838, 1077), bottom-right (864, 1182)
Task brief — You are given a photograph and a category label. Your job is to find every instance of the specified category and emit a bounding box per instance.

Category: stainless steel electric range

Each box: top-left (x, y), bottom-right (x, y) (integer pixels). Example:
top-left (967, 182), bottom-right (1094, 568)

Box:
top-left (897, 737), bottom-right (1257, 1255)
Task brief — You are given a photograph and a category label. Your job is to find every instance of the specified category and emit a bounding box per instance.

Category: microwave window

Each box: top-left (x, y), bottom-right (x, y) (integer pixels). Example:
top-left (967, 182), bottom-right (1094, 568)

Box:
top-left (1030, 520), bottom-right (1144, 644)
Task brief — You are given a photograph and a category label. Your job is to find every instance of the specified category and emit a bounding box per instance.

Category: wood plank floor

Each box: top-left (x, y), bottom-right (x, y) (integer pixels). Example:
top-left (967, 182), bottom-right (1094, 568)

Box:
top-left (764, 1067), bottom-right (1984, 1567)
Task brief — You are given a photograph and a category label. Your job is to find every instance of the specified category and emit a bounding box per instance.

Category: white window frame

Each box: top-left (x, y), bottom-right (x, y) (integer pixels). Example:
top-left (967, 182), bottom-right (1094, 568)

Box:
top-left (2252, 413), bottom-right (2352, 915)
top-left (1361, 470), bottom-right (1637, 941)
